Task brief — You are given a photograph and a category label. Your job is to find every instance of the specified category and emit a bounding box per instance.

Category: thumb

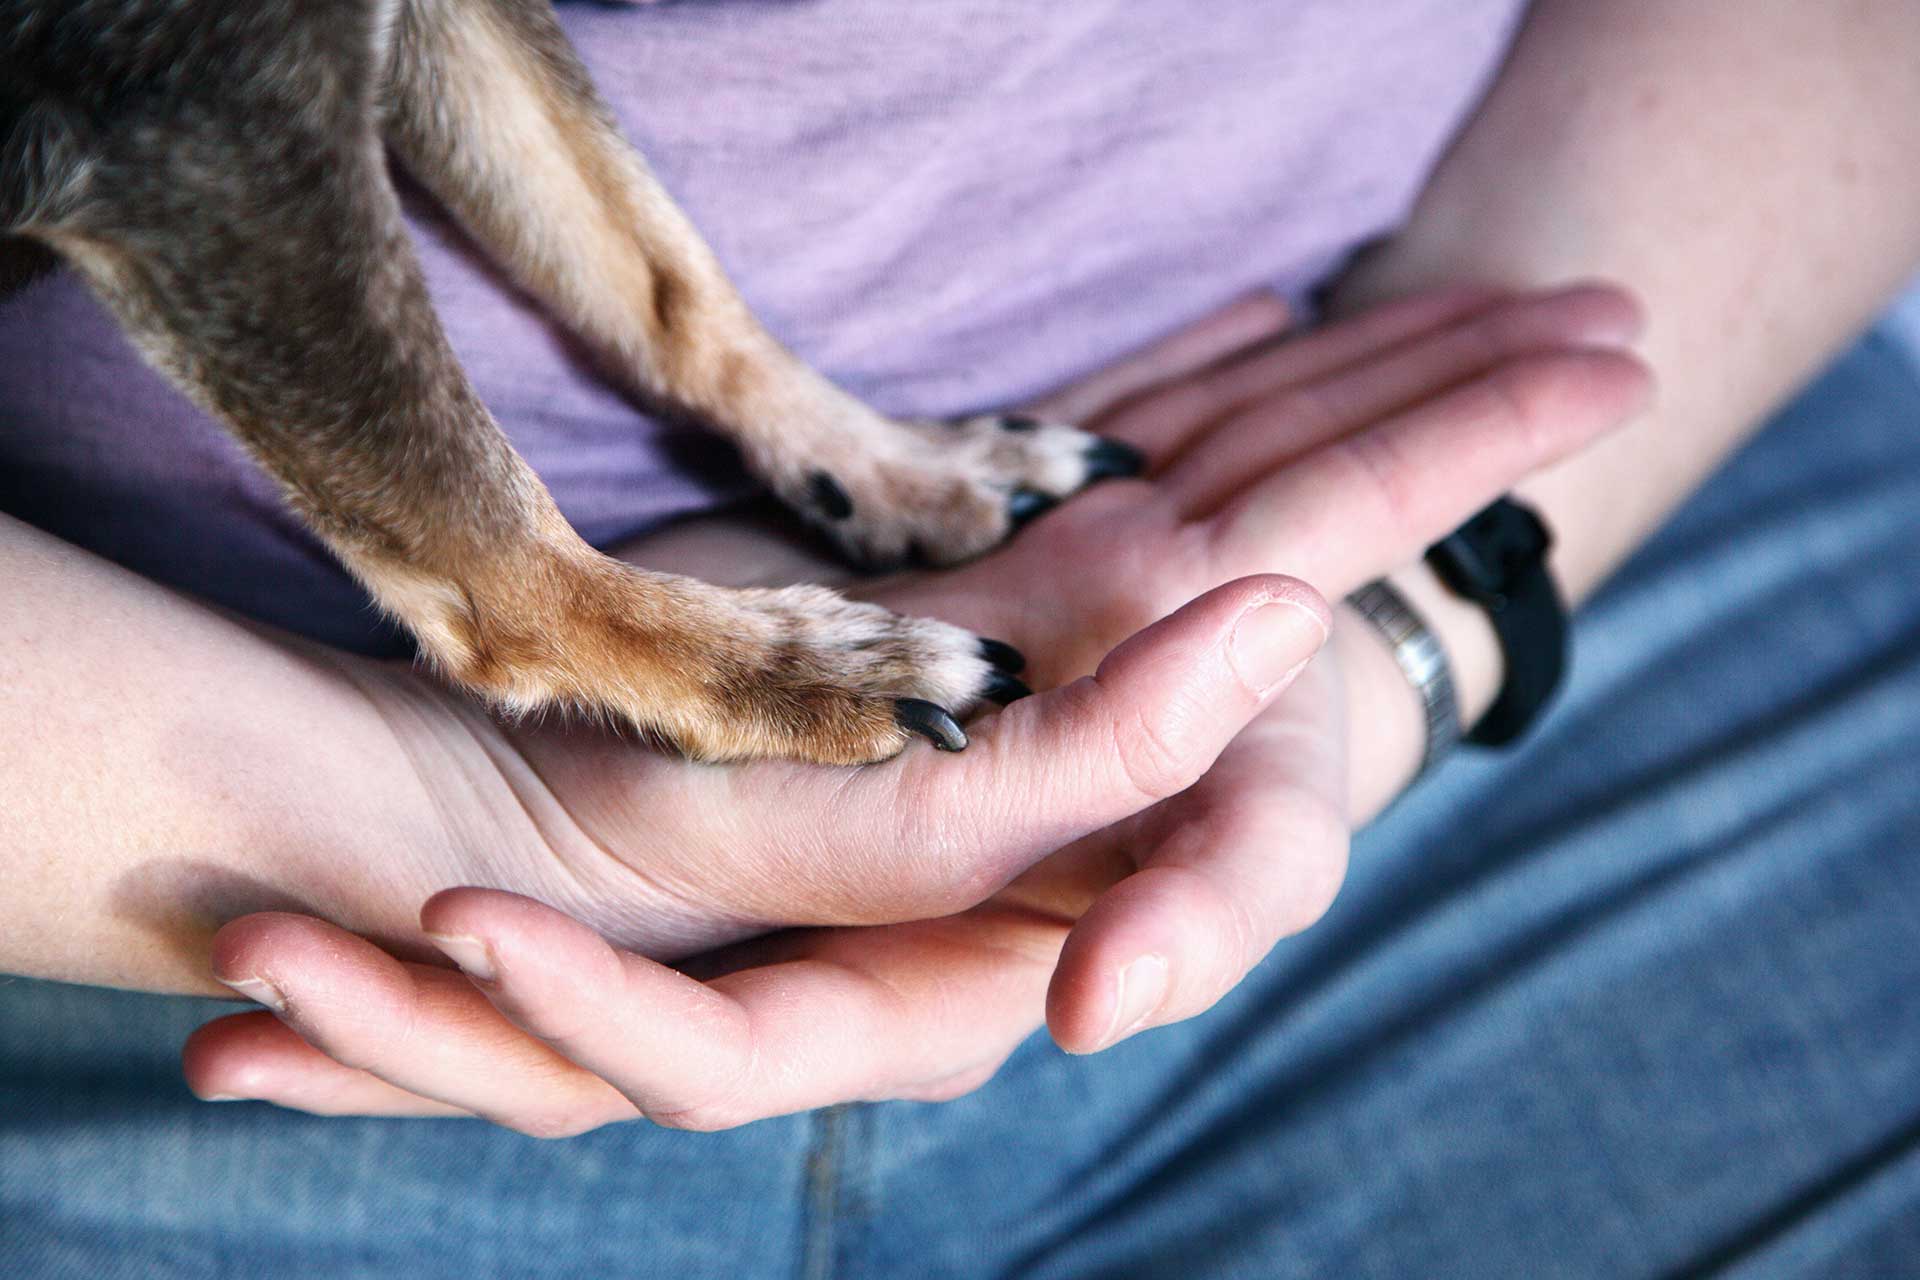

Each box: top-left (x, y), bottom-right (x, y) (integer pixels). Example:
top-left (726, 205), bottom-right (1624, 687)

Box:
top-left (860, 576), bottom-right (1330, 915)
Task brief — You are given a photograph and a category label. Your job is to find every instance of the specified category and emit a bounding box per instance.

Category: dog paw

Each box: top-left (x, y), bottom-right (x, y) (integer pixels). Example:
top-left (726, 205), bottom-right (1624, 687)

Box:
top-left (684, 582), bottom-right (1033, 762)
top-left (762, 411), bottom-right (1143, 569)
top-left (441, 558), bottom-right (1032, 765)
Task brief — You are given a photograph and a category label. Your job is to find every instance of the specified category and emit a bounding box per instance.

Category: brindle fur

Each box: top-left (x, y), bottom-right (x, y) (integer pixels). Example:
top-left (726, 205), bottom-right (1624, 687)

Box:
top-left (0, 0), bottom-right (1119, 762)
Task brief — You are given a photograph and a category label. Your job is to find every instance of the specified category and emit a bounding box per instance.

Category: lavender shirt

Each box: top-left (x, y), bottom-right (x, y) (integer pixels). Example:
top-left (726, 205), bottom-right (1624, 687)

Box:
top-left (0, 0), bottom-right (1527, 654)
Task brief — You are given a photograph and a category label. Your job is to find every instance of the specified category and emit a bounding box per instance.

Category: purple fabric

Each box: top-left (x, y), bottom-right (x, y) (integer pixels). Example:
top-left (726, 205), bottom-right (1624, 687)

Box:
top-left (0, 0), bottom-right (1528, 654)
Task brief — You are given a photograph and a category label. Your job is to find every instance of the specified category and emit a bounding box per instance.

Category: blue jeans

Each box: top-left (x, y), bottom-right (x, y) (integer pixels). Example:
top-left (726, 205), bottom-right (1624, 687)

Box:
top-left (4, 327), bottom-right (1918, 1279)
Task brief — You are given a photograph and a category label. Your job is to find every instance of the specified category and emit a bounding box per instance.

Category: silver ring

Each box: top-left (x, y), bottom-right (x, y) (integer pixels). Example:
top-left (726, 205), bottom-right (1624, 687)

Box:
top-left (1346, 579), bottom-right (1461, 778)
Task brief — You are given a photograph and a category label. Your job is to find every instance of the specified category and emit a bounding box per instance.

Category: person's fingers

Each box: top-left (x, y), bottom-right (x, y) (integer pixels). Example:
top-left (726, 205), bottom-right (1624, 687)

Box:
top-left (205, 912), bottom-right (642, 1135)
top-left (419, 890), bottom-right (761, 1128)
top-left (1161, 284), bottom-right (1645, 515)
top-left (1098, 286), bottom-right (1505, 461)
top-left (416, 890), bottom-right (1053, 1129)
top-left (1046, 659), bottom-right (1349, 1053)
top-left (184, 1009), bottom-right (473, 1118)
top-left (1204, 348), bottom-right (1654, 598)
top-left (1029, 293), bottom-right (1292, 424)
top-left (197, 896), bottom-right (1053, 1134)
top-left (822, 575), bottom-right (1332, 923)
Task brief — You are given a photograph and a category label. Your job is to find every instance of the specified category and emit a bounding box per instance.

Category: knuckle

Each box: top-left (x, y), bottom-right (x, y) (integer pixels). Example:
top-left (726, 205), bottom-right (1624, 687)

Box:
top-left (1113, 705), bottom-right (1201, 803)
top-left (292, 1007), bottom-right (401, 1077)
top-left (644, 1047), bottom-right (762, 1134)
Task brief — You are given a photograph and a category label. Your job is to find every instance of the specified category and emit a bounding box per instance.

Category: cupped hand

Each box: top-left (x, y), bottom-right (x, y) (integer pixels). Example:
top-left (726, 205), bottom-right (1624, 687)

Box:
top-left (186, 283), bottom-right (1651, 1131)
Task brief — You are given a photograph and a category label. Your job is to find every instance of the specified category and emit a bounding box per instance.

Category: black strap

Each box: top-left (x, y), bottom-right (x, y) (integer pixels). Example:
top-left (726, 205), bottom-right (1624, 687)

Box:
top-left (1424, 498), bottom-right (1567, 747)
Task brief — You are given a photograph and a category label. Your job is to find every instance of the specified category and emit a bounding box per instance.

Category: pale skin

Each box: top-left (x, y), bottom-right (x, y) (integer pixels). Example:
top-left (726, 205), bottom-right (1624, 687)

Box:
top-left (9, 0), bottom-right (1920, 1131)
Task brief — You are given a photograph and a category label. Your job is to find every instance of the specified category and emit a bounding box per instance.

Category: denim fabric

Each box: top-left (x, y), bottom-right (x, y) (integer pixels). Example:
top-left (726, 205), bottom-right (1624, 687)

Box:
top-left (4, 326), bottom-right (1918, 1278)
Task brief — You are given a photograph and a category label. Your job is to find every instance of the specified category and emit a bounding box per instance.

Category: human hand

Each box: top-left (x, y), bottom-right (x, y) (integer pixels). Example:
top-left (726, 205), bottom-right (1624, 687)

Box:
top-left (186, 283), bottom-right (1649, 1129)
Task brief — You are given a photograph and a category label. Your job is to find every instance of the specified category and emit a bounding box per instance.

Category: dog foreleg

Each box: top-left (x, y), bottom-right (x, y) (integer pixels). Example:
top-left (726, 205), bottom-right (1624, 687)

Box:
top-left (384, 0), bottom-right (1140, 570)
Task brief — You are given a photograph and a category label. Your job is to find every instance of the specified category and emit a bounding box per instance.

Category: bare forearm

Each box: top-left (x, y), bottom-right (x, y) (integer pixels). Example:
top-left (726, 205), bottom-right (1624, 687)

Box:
top-left (1335, 0), bottom-right (1920, 816)
top-left (0, 513), bottom-right (465, 995)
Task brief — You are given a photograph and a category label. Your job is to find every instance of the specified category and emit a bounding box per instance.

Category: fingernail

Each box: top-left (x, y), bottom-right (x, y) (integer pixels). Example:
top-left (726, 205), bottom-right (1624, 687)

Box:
top-left (427, 932), bottom-right (499, 984)
top-left (1576, 313), bottom-right (1644, 350)
top-left (218, 975), bottom-right (288, 1015)
top-left (199, 1094), bottom-right (247, 1103)
top-left (1102, 953), bottom-right (1169, 1048)
top-left (1561, 285), bottom-right (1646, 348)
top-left (1229, 598), bottom-right (1329, 697)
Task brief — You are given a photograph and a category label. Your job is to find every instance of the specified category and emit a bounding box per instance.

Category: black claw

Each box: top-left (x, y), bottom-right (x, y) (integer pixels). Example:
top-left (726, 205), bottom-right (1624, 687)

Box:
top-left (983, 671), bottom-right (1034, 706)
top-left (1008, 488), bottom-right (1059, 527)
top-left (978, 637), bottom-right (1027, 673)
top-left (1083, 437), bottom-right (1146, 482)
top-left (806, 470), bottom-right (854, 521)
top-left (894, 698), bottom-right (968, 752)
top-left (1000, 414), bottom-right (1043, 434)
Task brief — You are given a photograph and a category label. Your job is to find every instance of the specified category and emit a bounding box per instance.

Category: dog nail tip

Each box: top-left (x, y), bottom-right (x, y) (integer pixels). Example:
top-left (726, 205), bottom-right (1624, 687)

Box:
top-left (895, 698), bottom-right (968, 752)
top-left (1083, 437), bottom-right (1146, 481)
top-left (978, 638), bottom-right (1027, 673)
top-left (1008, 489), bottom-right (1059, 526)
top-left (984, 672), bottom-right (1033, 706)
